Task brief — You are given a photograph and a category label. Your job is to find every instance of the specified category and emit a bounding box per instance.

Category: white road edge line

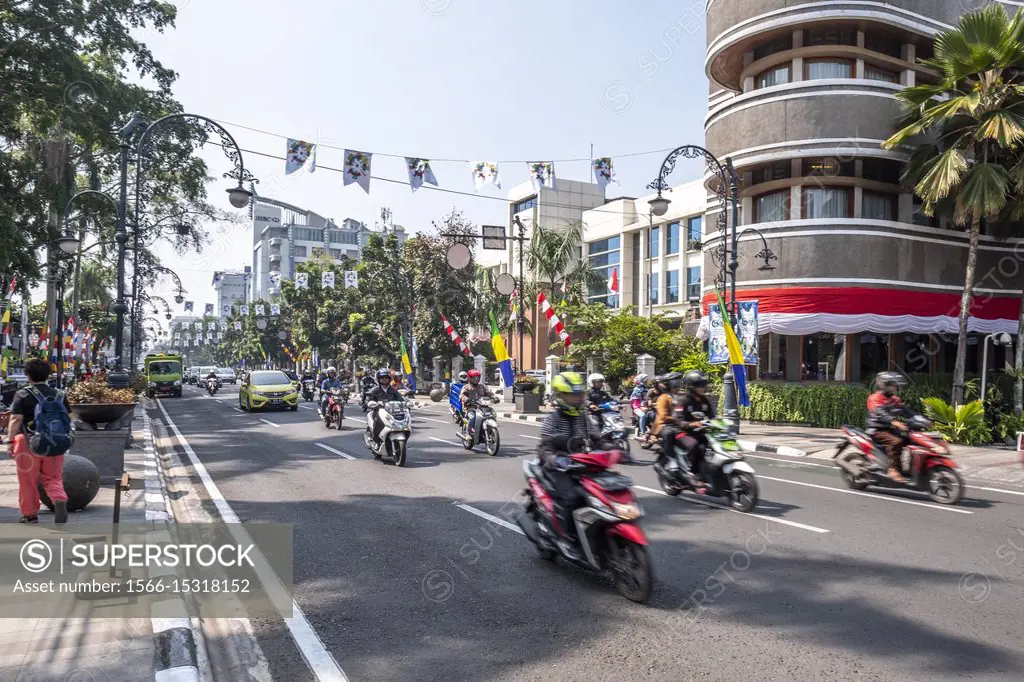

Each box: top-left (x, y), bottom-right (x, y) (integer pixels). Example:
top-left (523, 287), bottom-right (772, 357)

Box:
top-left (299, 405), bottom-right (314, 410)
top-left (232, 407), bottom-right (244, 413)
top-left (454, 503), bottom-right (524, 535)
top-left (258, 418), bottom-right (280, 428)
top-left (428, 436), bottom-right (463, 447)
top-left (972, 485), bottom-right (1024, 497)
top-left (634, 485), bottom-right (831, 534)
top-left (155, 400), bottom-right (349, 682)
top-left (419, 417), bottom-right (450, 424)
top-left (314, 443), bottom-right (357, 460)
top-left (758, 475), bottom-right (973, 514)
top-left (747, 453), bottom-right (833, 469)
top-left (521, 435), bottom-right (542, 440)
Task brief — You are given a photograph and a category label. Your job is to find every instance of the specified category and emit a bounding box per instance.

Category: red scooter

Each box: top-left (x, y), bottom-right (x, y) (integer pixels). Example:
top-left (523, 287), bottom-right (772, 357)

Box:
top-left (322, 388), bottom-right (346, 430)
top-left (833, 414), bottom-right (965, 505)
top-left (516, 437), bottom-right (653, 603)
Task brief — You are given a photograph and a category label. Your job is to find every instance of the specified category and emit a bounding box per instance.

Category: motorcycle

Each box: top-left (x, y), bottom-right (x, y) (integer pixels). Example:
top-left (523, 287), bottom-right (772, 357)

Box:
top-left (206, 377), bottom-right (219, 396)
top-left (364, 399), bottom-right (412, 467)
top-left (591, 401), bottom-right (632, 461)
top-left (655, 416), bottom-right (759, 512)
top-left (459, 399), bottom-right (500, 456)
top-left (359, 382), bottom-right (376, 412)
top-left (301, 378), bottom-right (316, 402)
top-left (322, 388), bottom-right (346, 430)
top-left (833, 414), bottom-right (965, 504)
top-left (516, 436), bottom-right (653, 603)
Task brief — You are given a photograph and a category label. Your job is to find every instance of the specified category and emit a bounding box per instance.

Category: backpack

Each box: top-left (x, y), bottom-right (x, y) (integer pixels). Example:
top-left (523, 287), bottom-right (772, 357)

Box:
top-left (25, 386), bottom-right (73, 456)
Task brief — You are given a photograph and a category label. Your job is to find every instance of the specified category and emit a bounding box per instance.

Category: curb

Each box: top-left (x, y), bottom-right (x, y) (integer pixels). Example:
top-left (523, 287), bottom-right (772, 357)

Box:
top-left (736, 439), bottom-right (808, 457)
top-left (496, 411), bottom-right (547, 424)
top-left (142, 409), bottom-right (202, 682)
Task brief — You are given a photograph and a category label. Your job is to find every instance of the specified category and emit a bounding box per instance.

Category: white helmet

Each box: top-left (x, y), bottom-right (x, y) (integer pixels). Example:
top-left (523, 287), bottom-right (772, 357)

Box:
top-left (634, 374), bottom-right (648, 385)
top-left (458, 371), bottom-right (468, 382)
top-left (588, 373), bottom-right (606, 386)
top-left (327, 366), bottom-right (337, 374)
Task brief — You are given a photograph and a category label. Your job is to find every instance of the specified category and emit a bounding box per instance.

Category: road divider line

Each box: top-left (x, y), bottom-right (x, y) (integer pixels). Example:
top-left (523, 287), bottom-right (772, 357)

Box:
top-left (747, 454), bottom-right (833, 469)
top-left (258, 418), bottom-right (280, 428)
top-left (454, 503), bottom-right (524, 535)
top-left (758, 475), bottom-right (973, 514)
top-left (314, 443), bottom-right (357, 460)
top-left (419, 416), bottom-right (450, 424)
top-left (971, 485), bottom-right (1024, 497)
top-left (428, 436), bottom-right (463, 447)
top-left (634, 485), bottom-right (831, 533)
top-left (232, 408), bottom-right (244, 413)
top-left (299, 405), bottom-right (313, 410)
top-left (154, 400), bottom-right (349, 682)
top-left (521, 435), bottom-right (541, 440)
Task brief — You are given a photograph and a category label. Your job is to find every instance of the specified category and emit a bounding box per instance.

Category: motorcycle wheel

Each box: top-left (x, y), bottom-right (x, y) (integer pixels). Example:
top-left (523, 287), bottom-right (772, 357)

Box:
top-left (614, 438), bottom-right (631, 461)
top-left (365, 429), bottom-right (381, 459)
top-left (728, 472), bottom-right (758, 512)
top-left (393, 440), bottom-right (408, 468)
top-left (323, 414), bottom-right (332, 429)
top-left (840, 456), bottom-right (869, 490)
top-left (484, 426), bottom-right (500, 456)
top-left (609, 536), bottom-right (653, 603)
top-left (658, 470), bottom-right (683, 496)
top-left (927, 465), bottom-right (964, 505)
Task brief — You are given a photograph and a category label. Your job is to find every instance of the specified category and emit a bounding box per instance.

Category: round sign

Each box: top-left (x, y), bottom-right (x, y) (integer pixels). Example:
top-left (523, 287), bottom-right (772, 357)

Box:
top-left (446, 242), bottom-right (472, 270)
top-left (494, 273), bottom-right (516, 296)
top-left (255, 318), bottom-right (267, 330)
top-left (277, 331), bottom-right (287, 340)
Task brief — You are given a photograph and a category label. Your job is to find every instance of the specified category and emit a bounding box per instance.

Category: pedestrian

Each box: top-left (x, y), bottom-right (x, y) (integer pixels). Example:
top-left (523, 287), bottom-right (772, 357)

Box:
top-left (3, 358), bottom-right (70, 524)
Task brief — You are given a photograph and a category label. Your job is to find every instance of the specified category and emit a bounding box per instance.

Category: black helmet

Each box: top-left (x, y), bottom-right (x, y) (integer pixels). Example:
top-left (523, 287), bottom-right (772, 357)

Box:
top-left (875, 372), bottom-right (905, 394)
top-left (376, 368), bottom-right (391, 385)
top-left (658, 372), bottom-right (683, 391)
top-left (683, 370), bottom-right (708, 390)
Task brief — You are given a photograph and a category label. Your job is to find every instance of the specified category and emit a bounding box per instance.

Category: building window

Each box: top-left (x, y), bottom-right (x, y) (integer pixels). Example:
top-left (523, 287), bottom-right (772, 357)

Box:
top-left (803, 333), bottom-right (847, 381)
top-left (750, 161), bottom-right (791, 186)
top-left (754, 190), bottom-right (791, 223)
top-left (862, 158), bottom-right (901, 184)
top-left (588, 237), bottom-right (620, 307)
top-left (686, 216), bottom-right (702, 248)
top-left (803, 157), bottom-right (854, 178)
top-left (512, 196), bottom-right (537, 214)
top-left (293, 245), bottom-right (307, 257)
top-left (328, 229), bottom-right (360, 245)
top-left (311, 247), bottom-right (327, 258)
top-left (865, 31), bottom-right (903, 58)
top-left (588, 236), bottom-right (620, 255)
top-left (804, 187), bottom-right (851, 219)
top-left (649, 226), bottom-right (660, 258)
top-left (756, 64), bottom-right (790, 89)
top-left (631, 232), bottom-right (641, 308)
top-left (649, 272), bottom-right (659, 306)
top-left (862, 191), bottom-right (897, 221)
top-left (913, 197), bottom-right (938, 227)
top-left (753, 34), bottom-right (793, 61)
top-left (686, 266), bottom-right (701, 301)
top-left (665, 270), bottom-right (680, 304)
top-left (864, 64), bottom-right (899, 83)
top-left (805, 59), bottom-right (852, 80)
top-left (666, 222), bottom-right (680, 255)
top-left (804, 27), bottom-right (857, 47)
top-left (294, 227), bottom-right (323, 242)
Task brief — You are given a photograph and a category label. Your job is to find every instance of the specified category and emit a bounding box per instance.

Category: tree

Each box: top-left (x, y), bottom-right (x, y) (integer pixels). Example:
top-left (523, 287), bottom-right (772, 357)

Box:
top-left (883, 4), bottom-right (1024, 405)
top-left (280, 254), bottom-right (361, 366)
top-left (358, 233), bottom-right (407, 367)
top-left (526, 220), bottom-right (603, 301)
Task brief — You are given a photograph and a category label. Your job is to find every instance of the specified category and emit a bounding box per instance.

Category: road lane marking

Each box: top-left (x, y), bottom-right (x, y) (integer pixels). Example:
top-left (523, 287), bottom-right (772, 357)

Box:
top-left (747, 454), bottom-right (833, 469)
top-left (215, 399), bottom-right (223, 403)
top-left (634, 485), bottom-right (831, 533)
top-left (419, 417), bottom-right (450, 424)
top-left (299, 405), bottom-right (314, 410)
top-left (454, 503), bottom-right (524, 535)
top-left (232, 408), bottom-right (244, 413)
top-left (758, 475), bottom-right (973, 514)
top-left (154, 400), bottom-right (349, 682)
top-left (428, 436), bottom-right (463, 447)
top-left (258, 419), bottom-right (280, 428)
top-left (521, 435), bottom-right (541, 440)
top-left (972, 485), bottom-right (1024, 497)
top-left (315, 443), bottom-right (357, 460)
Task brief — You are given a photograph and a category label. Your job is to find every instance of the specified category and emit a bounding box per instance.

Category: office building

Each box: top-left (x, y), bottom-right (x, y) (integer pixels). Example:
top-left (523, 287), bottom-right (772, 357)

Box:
top-left (213, 267), bottom-right (252, 314)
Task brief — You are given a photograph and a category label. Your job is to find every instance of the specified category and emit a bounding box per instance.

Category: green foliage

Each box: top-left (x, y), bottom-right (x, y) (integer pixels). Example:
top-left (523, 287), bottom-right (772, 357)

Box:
top-left (922, 398), bottom-right (991, 446)
top-left (739, 383), bottom-right (871, 429)
top-left (994, 412), bottom-right (1024, 444)
top-left (670, 335), bottom-right (723, 394)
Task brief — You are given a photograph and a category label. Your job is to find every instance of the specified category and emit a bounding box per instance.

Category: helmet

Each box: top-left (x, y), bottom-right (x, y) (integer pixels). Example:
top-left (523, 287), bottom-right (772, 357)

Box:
top-left (633, 374), bottom-right (648, 386)
top-left (683, 370), bottom-right (708, 390)
top-left (467, 369), bottom-right (481, 384)
top-left (551, 371), bottom-right (586, 416)
top-left (457, 371), bottom-right (468, 382)
top-left (588, 372), bottom-right (606, 387)
top-left (875, 372), bottom-right (905, 395)
top-left (658, 372), bottom-right (683, 391)
top-left (327, 366), bottom-right (337, 376)
top-left (376, 368), bottom-right (391, 385)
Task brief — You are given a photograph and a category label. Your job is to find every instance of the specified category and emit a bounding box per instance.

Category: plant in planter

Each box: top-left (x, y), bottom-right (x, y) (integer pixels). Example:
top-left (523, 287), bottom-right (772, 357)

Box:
top-left (512, 373), bottom-right (543, 413)
top-left (65, 376), bottom-right (139, 482)
top-left (513, 373), bottom-right (540, 393)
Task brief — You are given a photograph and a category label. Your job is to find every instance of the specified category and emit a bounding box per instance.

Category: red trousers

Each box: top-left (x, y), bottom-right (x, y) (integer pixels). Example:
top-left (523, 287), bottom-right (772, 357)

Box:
top-left (12, 434), bottom-right (67, 517)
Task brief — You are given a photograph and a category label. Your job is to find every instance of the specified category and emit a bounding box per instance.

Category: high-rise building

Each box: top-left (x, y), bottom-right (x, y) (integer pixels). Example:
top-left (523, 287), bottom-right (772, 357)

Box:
top-left (212, 267), bottom-right (252, 316)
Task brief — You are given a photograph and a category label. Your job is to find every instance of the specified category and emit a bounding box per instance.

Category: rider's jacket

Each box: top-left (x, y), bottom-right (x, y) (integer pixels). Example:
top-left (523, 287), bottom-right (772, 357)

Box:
top-left (459, 383), bottom-right (491, 405)
top-left (368, 385), bottom-right (403, 403)
top-left (866, 392), bottom-right (905, 431)
top-left (587, 388), bottom-right (613, 407)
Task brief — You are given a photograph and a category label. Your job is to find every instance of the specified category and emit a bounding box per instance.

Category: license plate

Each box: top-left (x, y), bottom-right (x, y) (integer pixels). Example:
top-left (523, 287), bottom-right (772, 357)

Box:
top-left (268, 399), bottom-right (282, 405)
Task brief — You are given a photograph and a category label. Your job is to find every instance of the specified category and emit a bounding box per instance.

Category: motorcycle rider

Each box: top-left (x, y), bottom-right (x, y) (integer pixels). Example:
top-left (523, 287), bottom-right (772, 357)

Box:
top-left (450, 371), bottom-right (469, 424)
top-left (538, 371), bottom-right (608, 560)
top-left (459, 369), bottom-right (491, 437)
top-left (676, 370), bottom-right (717, 484)
top-left (587, 373), bottom-right (614, 430)
top-left (205, 369), bottom-right (218, 392)
top-left (368, 368), bottom-right (405, 443)
top-left (319, 367), bottom-right (344, 415)
top-left (652, 372), bottom-right (701, 485)
top-left (867, 372), bottom-right (909, 483)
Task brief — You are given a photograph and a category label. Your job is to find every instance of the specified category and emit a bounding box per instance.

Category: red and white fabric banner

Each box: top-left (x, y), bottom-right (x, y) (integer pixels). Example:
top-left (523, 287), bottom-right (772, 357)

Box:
top-left (608, 267), bottom-right (619, 294)
top-left (440, 313), bottom-right (472, 356)
top-left (538, 291), bottom-right (571, 348)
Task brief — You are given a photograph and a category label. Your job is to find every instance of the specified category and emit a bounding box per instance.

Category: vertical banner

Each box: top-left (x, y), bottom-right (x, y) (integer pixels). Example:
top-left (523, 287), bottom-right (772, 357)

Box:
top-left (527, 161), bottom-right (556, 191)
top-left (343, 150), bottom-right (372, 193)
top-left (270, 304), bottom-right (281, 316)
top-left (322, 272), bottom-right (335, 289)
top-left (184, 301), bottom-right (193, 313)
top-left (709, 301), bottom-right (758, 365)
top-left (222, 304), bottom-right (232, 317)
top-left (239, 305), bottom-right (249, 316)
top-left (295, 273), bottom-right (308, 289)
top-left (205, 304), bottom-right (214, 315)
top-left (285, 139), bottom-right (316, 174)
top-left (234, 321), bottom-right (242, 331)
top-left (255, 305), bottom-right (265, 316)
top-left (592, 157), bottom-right (618, 189)
top-left (471, 161), bottom-right (500, 191)
top-left (344, 271), bottom-right (358, 289)
top-left (405, 157), bottom-right (438, 192)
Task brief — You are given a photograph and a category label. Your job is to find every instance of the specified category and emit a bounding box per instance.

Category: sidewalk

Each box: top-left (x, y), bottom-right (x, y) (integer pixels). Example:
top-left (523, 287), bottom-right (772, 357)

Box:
top-left (0, 406), bottom-right (194, 681)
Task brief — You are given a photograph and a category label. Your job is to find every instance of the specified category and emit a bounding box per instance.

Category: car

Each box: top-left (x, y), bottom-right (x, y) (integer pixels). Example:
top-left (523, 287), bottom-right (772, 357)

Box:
top-left (183, 367), bottom-right (199, 385)
top-left (197, 366), bottom-right (217, 385)
top-left (215, 367), bottom-right (237, 385)
top-left (239, 370), bottom-right (300, 412)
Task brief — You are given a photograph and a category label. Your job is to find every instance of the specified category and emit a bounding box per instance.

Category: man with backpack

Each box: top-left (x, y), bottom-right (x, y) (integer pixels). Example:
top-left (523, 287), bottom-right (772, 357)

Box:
top-left (4, 358), bottom-right (71, 524)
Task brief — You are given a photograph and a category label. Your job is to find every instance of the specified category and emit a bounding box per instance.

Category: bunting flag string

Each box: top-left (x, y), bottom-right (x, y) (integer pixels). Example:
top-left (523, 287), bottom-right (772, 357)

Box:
top-left (537, 291), bottom-right (571, 348)
top-left (406, 158), bottom-right (438, 192)
top-left (471, 161), bottom-right (500, 191)
top-left (322, 272), bottom-right (335, 289)
top-left (285, 139), bottom-right (316, 175)
top-left (343, 150), bottom-right (372, 193)
top-left (528, 161), bottom-right (555, 191)
top-left (440, 313), bottom-right (472, 357)
top-left (205, 304), bottom-right (214, 315)
top-left (592, 157), bottom-right (618, 189)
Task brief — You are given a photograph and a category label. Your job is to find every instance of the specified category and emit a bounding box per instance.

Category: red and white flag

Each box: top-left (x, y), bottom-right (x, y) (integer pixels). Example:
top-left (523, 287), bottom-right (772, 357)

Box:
top-left (440, 313), bottom-right (472, 356)
top-left (538, 291), bottom-right (571, 348)
top-left (608, 267), bottom-right (619, 295)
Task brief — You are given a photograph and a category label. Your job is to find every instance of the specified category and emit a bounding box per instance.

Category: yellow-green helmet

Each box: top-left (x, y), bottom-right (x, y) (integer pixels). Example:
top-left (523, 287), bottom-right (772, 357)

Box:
top-left (551, 371), bottom-right (586, 416)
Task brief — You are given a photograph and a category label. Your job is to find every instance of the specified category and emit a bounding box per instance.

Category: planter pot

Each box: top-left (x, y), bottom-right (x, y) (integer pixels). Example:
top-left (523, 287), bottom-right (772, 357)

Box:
top-left (69, 403), bottom-right (136, 430)
top-left (513, 382), bottom-right (539, 394)
top-left (67, 429), bottom-right (129, 484)
top-left (515, 391), bottom-right (542, 414)
top-left (39, 454), bottom-right (101, 512)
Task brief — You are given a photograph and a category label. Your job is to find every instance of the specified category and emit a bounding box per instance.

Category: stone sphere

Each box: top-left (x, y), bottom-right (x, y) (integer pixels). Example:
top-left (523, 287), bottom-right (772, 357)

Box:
top-left (39, 454), bottom-right (101, 512)
top-left (429, 388), bottom-right (445, 402)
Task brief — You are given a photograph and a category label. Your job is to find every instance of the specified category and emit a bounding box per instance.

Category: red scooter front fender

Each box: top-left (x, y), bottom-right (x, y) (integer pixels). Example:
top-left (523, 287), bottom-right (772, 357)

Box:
top-left (926, 455), bottom-right (957, 470)
top-left (607, 522), bottom-right (648, 546)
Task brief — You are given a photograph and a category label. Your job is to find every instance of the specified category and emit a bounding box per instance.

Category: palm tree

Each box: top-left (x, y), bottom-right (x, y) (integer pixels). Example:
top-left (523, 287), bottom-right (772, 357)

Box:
top-left (68, 258), bottom-right (114, 308)
top-left (883, 4), bottom-right (1024, 405)
top-left (526, 220), bottom-right (603, 302)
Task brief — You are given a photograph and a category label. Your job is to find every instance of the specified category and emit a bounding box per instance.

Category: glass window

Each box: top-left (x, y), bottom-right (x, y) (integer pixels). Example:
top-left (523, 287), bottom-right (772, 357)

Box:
top-left (294, 227), bottom-right (323, 242)
top-left (328, 229), bottom-right (360, 245)
top-left (862, 158), bottom-right (901, 184)
top-left (665, 270), bottom-right (680, 304)
top-left (649, 272), bottom-right (659, 306)
top-left (512, 196), bottom-right (537, 214)
top-left (588, 236), bottom-right (620, 254)
top-left (630, 233), bottom-right (641, 308)
top-left (802, 333), bottom-right (846, 381)
top-left (293, 245), bottom-right (307, 257)
top-left (912, 197), bottom-right (938, 227)
top-left (754, 190), bottom-right (791, 223)
top-left (865, 31), bottom-right (903, 58)
top-left (806, 59), bottom-right (852, 80)
top-left (311, 247), bottom-right (327, 258)
top-left (756, 64), bottom-right (790, 89)
top-left (589, 251), bottom-right (620, 268)
top-left (859, 333), bottom-right (890, 379)
top-left (865, 65), bottom-right (899, 83)
top-left (251, 371), bottom-right (290, 386)
top-left (862, 192), bottom-right (897, 221)
top-left (753, 34), bottom-right (793, 61)
top-left (649, 226), bottom-right (660, 258)
top-left (686, 216), bottom-right (702, 247)
top-left (804, 27), bottom-right (857, 47)
top-left (804, 187), bottom-right (850, 219)
top-left (666, 222), bottom-right (680, 255)
top-left (750, 162), bottom-right (791, 186)
top-left (686, 266), bottom-right (701, 301)
top-left (803, 157), bottom-right (854, 178)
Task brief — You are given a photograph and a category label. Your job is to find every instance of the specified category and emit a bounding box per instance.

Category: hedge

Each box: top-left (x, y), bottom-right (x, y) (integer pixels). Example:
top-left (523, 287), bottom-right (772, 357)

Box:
top-left (739, 382), bottom-right (870, 429)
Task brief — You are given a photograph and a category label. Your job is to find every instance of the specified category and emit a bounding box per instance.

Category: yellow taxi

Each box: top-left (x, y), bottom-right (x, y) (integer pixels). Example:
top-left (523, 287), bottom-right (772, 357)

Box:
top-left (239, 370), bottom-right (300, 412)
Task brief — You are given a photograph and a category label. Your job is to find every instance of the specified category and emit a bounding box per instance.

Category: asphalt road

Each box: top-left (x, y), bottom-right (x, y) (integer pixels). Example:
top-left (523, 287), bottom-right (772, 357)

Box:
top-left (154, 386), bottom-right (1024, 682)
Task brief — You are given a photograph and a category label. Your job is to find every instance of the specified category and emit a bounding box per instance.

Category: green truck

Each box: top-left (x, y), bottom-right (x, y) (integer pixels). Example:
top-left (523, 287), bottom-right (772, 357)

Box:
top-left (144, 353), bottom-right (183, 398)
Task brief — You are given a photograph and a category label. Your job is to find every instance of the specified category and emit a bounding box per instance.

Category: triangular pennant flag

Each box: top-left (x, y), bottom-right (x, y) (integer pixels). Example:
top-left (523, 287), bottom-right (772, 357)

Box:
top-left (405, 157), bottom-right (438, 192)
top-left (343, 150), bottom-right (372, 193)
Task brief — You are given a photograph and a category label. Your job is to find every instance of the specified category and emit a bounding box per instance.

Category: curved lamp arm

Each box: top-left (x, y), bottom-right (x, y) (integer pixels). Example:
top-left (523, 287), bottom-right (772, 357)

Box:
top-left (735, 227), bottom-right (778, 272)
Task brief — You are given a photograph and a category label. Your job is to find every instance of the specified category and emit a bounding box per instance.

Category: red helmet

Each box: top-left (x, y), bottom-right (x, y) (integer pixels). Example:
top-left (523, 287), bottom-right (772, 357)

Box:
top-left (467, 369), bottom-right (481, 383)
